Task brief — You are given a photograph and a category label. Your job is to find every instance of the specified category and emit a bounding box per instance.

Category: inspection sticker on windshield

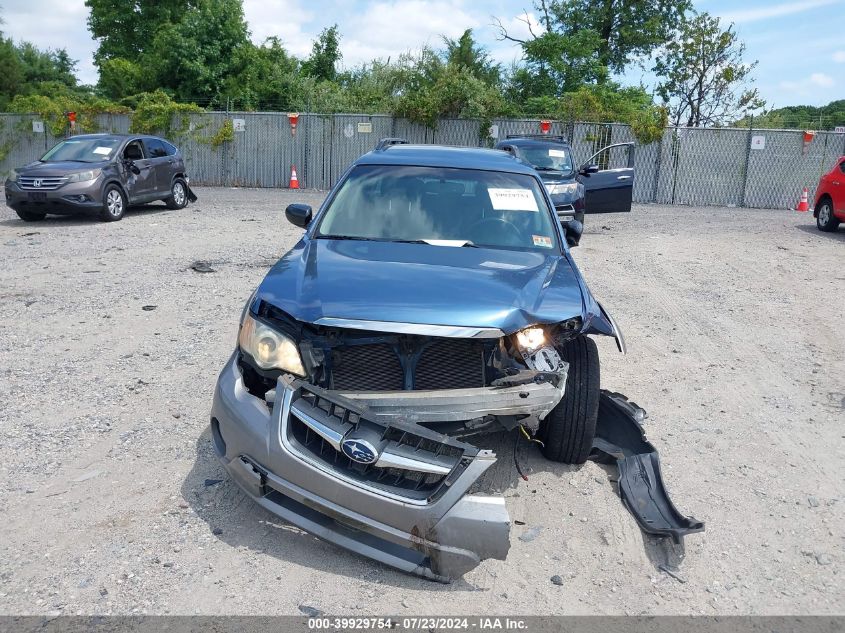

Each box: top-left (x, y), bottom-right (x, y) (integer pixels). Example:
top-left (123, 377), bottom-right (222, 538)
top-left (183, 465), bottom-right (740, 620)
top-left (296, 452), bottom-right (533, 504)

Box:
top-left (532, 235), bottom-right (553, 248)
top-left (93, 146), bottom-right (113, 155)
top-left (548, 149), bottom-right (567, 158)
top-left (487, 188), bottom-right (538, 212)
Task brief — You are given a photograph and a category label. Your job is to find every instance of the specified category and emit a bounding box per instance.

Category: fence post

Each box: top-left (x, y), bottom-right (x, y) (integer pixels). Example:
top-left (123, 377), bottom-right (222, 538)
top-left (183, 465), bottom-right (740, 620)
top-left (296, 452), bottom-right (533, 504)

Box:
top-left (651, 129), bottom-right (664, 203)
top-left (740, 115), bottom-right (753, 208)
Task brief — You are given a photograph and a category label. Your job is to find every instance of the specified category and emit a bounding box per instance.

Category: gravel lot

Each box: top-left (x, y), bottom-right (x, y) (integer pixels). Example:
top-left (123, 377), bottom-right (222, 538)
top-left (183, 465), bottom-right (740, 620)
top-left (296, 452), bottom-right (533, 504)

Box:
top-left (1, 187), bottom-right (842, 616)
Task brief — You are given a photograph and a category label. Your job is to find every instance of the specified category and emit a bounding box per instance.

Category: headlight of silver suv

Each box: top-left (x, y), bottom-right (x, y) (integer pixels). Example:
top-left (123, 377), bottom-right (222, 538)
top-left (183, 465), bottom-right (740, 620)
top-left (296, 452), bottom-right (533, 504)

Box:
top-left (66, 169), bottom-right (102, 183)
top-left (238, 313), bottom-right (305, 376)
top-left (546, 183), bottom-right (578, 196)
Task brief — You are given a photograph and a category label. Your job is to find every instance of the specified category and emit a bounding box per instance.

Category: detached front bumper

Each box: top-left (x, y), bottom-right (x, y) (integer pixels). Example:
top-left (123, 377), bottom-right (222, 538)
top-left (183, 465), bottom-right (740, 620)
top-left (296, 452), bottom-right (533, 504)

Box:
top-left (211, 352), bottom-right (560, 580)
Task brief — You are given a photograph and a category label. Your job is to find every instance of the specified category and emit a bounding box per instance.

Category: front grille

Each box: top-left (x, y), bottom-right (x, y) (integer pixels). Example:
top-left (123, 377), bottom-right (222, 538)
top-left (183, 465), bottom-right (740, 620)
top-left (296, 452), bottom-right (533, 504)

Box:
top-left (286, 387), bottom-right (469, 502)
top-left (19, 177), bottom-right (67, 191)
top-left (331, 343), bottom-right (403, 391)
top-left (330, 338), bottom-right (485, 391)
top-left (415, 339), bottom-right (484, 390)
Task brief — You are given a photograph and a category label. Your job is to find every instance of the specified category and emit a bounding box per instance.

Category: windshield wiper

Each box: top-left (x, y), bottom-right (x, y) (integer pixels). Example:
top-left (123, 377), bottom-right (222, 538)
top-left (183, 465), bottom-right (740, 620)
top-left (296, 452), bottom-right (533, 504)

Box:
top-left (317, 235), bottom-right (372, 241)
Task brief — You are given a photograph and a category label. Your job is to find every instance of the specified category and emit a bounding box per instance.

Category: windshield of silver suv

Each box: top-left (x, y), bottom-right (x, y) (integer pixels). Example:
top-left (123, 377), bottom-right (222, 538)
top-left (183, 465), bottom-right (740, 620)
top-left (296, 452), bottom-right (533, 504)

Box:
top-left (40, 137), bottom-right (123, 163)
top-left (514, 144), bottom-right (574, 174)
top-left (316, 165), bottom-right (559, 252)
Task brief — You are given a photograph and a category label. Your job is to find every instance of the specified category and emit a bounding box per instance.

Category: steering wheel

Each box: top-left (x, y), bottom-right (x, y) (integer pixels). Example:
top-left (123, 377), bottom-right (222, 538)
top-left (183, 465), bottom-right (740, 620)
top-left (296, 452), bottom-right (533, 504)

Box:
top-left (468, 217), bottom-right (525, 247)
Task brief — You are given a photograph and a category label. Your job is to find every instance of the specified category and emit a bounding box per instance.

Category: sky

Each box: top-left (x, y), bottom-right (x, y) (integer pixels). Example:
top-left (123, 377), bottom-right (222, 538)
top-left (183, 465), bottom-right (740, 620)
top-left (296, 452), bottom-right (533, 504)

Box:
top-left (1, 0), bottom-right (843, 109)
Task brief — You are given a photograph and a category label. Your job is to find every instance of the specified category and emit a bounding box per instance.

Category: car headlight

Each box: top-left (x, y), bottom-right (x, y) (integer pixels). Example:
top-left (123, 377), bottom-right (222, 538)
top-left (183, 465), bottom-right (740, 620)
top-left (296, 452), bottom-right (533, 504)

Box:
top-left (238, 313), bottom-right (305, 376)
top-left (8, 168), bottom-right (20, 182)
top-left (515, 327), bottom-right (546, 354)
top-left (66, 169), bottom-right (101, 183)
top-left (546, 183), bottom-right (578, 196)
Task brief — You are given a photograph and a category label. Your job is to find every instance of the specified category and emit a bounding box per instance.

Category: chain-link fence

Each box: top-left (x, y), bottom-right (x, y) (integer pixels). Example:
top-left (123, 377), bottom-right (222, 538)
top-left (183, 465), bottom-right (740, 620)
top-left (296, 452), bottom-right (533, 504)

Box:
top-left (2, 111), bottom-right (844, 209)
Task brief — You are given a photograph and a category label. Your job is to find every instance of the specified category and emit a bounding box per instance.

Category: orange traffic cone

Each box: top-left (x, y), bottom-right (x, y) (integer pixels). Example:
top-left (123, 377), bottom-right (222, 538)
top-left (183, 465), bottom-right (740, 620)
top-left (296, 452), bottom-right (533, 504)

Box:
top-left (290, 165), bottom-right (300, 189)
top-left (796, 187), bottom-right (809, 212)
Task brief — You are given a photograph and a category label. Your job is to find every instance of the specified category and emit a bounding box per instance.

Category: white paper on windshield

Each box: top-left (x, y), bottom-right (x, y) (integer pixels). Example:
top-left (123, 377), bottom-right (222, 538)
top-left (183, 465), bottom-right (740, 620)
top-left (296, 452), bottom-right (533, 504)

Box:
top-left (548, 149), bottom-right (567, 158)
top-left (487, 188), bottom-right (539, 212)
top-left (93, 146), bottom-right (113, 155)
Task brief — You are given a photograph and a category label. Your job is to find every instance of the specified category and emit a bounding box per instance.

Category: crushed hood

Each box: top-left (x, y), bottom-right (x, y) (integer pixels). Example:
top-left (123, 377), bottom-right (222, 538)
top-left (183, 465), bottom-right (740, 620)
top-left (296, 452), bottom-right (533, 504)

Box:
top-left (254, 238), bottom-right (588, 334)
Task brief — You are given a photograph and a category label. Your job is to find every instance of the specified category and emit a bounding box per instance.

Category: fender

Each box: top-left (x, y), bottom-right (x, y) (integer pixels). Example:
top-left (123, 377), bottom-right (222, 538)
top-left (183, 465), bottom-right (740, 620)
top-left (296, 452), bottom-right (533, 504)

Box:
top-left (583, 301), bottom-right (626, 354)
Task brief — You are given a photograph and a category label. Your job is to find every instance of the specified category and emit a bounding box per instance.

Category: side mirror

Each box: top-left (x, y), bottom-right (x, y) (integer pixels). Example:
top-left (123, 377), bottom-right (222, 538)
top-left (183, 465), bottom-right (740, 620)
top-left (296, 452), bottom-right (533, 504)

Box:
top-left (561, 219), bottom-right (583, 247)
top-left (579, 164), bottom-right (599, 176)
top-left (285, 203), bottom-right (312, 228)
top-left (125, 160), bottom-right (141, 175)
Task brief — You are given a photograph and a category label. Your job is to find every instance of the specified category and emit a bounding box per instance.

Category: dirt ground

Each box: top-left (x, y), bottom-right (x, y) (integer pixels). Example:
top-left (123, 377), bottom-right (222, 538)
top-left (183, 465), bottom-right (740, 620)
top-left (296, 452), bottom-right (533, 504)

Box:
top-left (0, 188), bottom-right (842, 617)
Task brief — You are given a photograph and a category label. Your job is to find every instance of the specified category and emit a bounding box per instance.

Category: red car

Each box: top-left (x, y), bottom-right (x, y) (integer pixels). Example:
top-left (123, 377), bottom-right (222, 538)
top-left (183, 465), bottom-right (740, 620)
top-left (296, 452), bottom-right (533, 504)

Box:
top-left (814, 155), bottom-right (845, 232)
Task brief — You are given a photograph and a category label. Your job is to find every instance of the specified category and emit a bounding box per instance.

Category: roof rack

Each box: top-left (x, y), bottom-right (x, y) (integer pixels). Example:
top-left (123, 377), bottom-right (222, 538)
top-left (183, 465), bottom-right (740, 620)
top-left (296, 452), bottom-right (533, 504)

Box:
top-left (504, 134), bottom-right (569, 143)
top-left (374, 137), bottom-right (409, 151)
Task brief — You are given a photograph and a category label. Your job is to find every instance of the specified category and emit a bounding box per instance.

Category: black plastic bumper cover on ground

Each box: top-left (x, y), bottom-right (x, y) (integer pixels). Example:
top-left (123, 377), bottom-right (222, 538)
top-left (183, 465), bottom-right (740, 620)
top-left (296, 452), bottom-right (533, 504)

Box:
top-left (590, 391), bottom-right (705, 544)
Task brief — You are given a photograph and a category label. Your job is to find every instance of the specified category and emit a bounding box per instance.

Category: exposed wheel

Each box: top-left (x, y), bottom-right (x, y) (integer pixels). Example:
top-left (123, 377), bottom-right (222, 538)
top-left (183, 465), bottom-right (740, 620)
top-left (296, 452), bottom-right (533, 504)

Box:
top-left (15, 209), bottom-right (46, 222)
top-left (539, 335), bottom-right (600, 464)
top-left (165, 179), bottom-right (188, 210)
top-left (100, 184), bottom-right (126, 222)
top-left (816, 199), bottom-right (840, 232)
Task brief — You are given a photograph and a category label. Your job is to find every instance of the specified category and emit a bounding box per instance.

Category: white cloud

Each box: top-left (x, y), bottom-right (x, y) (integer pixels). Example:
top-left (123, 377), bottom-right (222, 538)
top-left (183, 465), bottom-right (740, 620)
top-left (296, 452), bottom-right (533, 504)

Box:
top-left (809, 72), bottom-right (835, 87)
top-left (3, 0), bottom-right (98, 84)
top-left (338, 0), bottom-right (482, 66)
top-left (721, 0), bottom-right (842, 24)
top-left (242, 0), bottom-right (315, 57)
top-left (833, 50), bottom-right (845, 63)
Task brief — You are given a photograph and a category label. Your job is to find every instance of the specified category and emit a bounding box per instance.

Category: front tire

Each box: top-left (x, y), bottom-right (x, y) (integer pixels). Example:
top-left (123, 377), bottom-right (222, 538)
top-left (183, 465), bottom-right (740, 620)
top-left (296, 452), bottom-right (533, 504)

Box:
top-left (100, 184), bottom-right (126, 222)
top-left (816, 199), bottom-right (840, 232)
top-left (165, 178), bottom-right (188, 210)
top-left (15, 209), bottom-right (46, 222)
top-left (539, 335), bottom-right (600, 464)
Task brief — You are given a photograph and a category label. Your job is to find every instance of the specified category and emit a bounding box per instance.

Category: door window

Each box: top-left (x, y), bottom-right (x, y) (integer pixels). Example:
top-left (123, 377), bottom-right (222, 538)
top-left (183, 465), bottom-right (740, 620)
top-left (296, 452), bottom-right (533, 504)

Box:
top-left (144, 138), bottom-right (167, 158)
top-left (123, 140), bottom-right (145, 160)
top-left (162, 140), bottom-right (179, 156)
top-left (839, 161), bottom-right (845, 174)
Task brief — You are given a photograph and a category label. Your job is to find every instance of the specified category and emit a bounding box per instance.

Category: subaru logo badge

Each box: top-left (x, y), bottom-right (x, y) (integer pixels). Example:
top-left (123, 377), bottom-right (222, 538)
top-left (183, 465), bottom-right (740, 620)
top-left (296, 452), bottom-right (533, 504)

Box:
top-left (341, 438), bottom-right (379, 465)
top-left (33, 179), bottom-right (42, 188)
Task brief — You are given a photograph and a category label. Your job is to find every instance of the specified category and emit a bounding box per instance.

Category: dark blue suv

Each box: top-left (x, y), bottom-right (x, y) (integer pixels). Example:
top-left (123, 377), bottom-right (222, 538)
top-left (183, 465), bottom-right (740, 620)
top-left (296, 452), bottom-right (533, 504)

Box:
top-left (210, 138), bottom-right (625, 580)
top-left (495, 135), bottom-right (634, 230)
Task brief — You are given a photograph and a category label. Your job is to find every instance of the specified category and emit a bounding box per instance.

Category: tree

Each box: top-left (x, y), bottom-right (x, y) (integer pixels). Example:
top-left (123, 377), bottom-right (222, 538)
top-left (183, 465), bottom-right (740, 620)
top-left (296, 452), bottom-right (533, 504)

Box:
top-left (442, 29), bottom-right (500, 85)
top-left (653, 12), bottom-right (765, 127)
top-left (495, 0), bottom-right (690, 95)
top-left (302, 25), bottom-right (341, 82)
top-left (85, 0), bottom-right (195, 65)
top-left (136, 0), bottom-right (253, 105)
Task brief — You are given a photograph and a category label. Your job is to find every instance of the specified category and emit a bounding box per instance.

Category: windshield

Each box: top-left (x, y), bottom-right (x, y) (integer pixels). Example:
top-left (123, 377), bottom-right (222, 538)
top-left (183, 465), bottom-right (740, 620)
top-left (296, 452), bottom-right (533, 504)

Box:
top-left (41, 138), bottom-right (122, 163)
top-left (317, 165), bottom-right (559, 252)
top-left (515, 145), bottom-right (574, 174)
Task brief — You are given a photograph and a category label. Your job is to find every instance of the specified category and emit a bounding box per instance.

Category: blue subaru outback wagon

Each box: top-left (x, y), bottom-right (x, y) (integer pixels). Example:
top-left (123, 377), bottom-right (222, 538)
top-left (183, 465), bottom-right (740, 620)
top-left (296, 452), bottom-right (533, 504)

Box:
top-left (210, 139), bottom-right (626, 580)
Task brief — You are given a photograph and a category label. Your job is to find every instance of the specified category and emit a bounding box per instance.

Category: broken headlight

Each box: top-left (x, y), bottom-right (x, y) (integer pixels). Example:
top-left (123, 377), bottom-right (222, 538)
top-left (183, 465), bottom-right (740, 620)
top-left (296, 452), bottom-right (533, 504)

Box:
top-left (515, 327), bottom-right (546, 354)
top-left (238, 313), bottom-right (305, 376)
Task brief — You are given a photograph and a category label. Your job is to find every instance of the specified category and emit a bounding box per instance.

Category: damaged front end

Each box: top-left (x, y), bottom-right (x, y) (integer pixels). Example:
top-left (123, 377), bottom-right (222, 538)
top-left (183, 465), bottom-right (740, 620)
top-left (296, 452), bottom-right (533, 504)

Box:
top-left (210, 303), bottom-right (580, 580)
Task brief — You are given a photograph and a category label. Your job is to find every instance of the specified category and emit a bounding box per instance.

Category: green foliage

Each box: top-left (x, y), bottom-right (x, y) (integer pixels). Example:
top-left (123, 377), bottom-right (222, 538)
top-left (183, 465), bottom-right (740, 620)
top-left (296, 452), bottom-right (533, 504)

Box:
top-left (302, 26), bottom-right (342, 82)
top-left (442, 29), bottom-right (501, 85)
top-left (556, 84), bottom-right (667, 143)
top-left (735, 100), bottom-right (845, 131)
top-left (653, 12), bottom-right (765, 127)
top-left (210, 118), bottom-right (234, 147)
top-left (98, 58), bottom-right (145, 100)
top-left (9, 92), bottom-right (129, 135)
top-left (128, 90), bottom-right (204, 135)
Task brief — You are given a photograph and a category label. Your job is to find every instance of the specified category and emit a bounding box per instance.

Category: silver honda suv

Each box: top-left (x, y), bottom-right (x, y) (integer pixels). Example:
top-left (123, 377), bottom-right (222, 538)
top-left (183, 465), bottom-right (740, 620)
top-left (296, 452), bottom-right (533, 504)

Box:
top-left (4, 133), bottom-right (196, 222)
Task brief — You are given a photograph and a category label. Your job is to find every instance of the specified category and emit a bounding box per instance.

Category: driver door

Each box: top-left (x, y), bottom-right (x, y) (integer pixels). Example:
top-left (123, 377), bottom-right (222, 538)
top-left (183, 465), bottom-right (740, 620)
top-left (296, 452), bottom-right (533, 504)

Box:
top-left (579, 143), bottom-right (635, 213)
top-left (121, 139), bottom-right (156, 201)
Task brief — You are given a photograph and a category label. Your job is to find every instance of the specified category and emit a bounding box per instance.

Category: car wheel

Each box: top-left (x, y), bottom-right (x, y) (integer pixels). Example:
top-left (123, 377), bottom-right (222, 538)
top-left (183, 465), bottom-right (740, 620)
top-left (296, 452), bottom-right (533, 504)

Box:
top-left (539, 335), bottom-right (600, 464)
top-left (15, 209), bottom-right (46, 222)
top-left (816, 199), bottom-right (840, 232)
top-left (100, 185), bottom-right (126, 222)
top-left (165, 179), bottom-right (189, 210)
